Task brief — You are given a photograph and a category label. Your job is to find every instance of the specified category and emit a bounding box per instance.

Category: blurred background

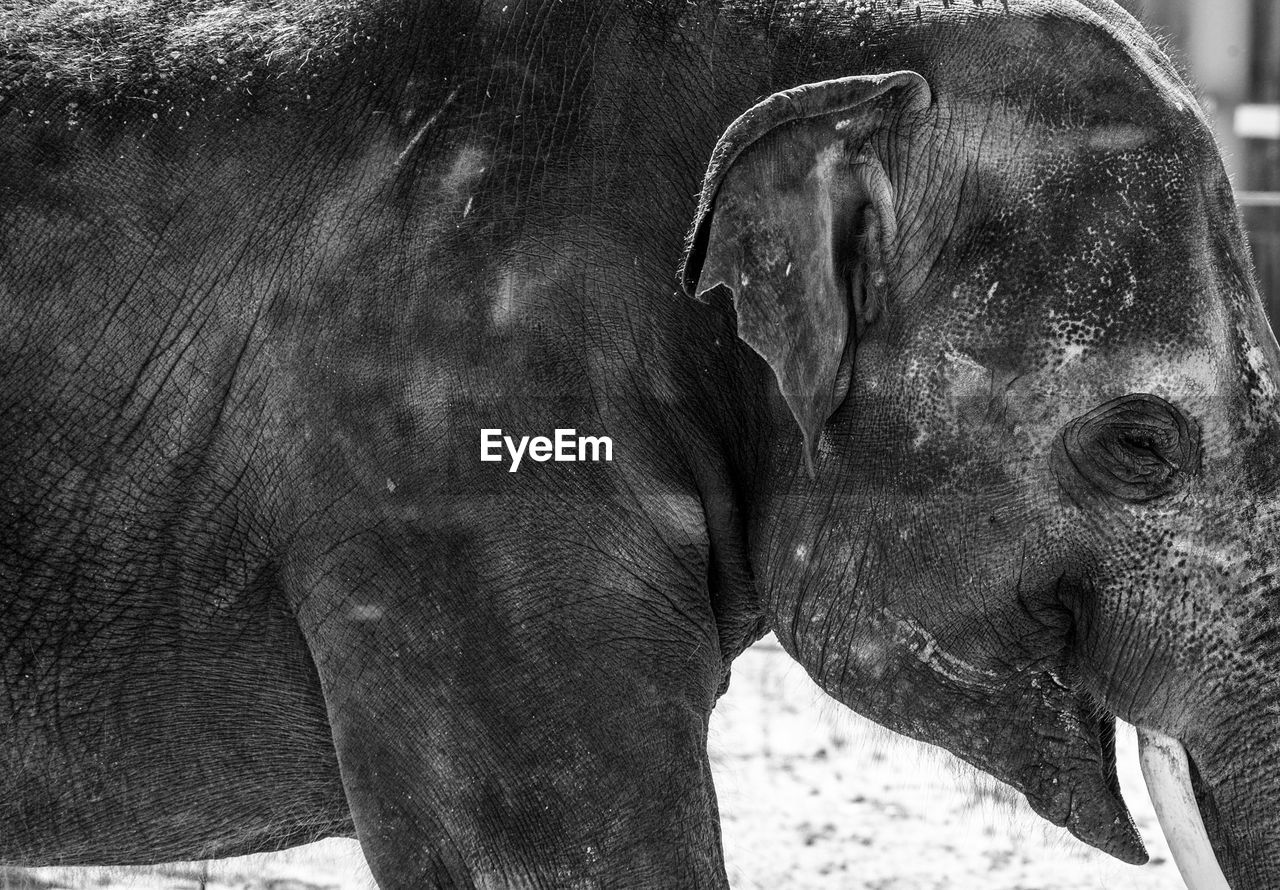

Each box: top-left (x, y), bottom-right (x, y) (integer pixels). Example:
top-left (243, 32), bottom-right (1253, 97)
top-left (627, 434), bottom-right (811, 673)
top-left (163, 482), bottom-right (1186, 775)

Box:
top-left (1118, 0), bottom-right (1280, 326)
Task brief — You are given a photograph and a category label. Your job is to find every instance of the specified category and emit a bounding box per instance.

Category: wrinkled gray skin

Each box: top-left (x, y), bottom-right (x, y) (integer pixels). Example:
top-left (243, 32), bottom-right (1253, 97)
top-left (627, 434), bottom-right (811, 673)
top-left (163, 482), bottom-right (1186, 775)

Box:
top-left (1, 0), bottom-right (1276, 887)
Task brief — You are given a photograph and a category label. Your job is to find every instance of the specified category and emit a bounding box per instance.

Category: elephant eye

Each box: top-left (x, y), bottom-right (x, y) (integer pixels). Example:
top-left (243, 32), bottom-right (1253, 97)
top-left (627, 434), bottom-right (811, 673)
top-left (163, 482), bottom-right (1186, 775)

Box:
top-left (1053, 394), bottom-right (1201, 503)
top-left (1104, 428), bottom-right (1176, 480)
top-left (1117, 429), bottom-right (1159, 450)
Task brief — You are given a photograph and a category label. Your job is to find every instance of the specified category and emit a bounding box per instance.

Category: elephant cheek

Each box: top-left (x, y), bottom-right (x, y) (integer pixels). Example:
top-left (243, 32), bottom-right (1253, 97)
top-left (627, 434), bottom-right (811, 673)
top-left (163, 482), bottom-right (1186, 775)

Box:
top-left (817, 641), bottom-right (1146, 864)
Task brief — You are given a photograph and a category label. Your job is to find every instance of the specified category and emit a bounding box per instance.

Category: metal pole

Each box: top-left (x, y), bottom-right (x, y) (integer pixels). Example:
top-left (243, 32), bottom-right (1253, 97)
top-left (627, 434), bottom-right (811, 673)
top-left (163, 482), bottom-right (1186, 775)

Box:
top-left (1238, 192), bottom-right (1280, 206)
top-left (1246, 0), bottom-right (1280, 318)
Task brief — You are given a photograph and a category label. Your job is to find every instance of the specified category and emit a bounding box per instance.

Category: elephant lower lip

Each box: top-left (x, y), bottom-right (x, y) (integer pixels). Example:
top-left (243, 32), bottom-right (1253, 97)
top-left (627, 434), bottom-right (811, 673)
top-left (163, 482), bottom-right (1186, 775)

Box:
top-left (1017, 696), bottom-right (1147, 864)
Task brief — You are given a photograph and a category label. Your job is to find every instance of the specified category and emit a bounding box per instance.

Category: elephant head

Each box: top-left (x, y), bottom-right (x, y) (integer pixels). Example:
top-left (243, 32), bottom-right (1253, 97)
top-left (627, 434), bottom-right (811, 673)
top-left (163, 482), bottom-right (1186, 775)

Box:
top-left (683, 5), bottom-right (1278, 888)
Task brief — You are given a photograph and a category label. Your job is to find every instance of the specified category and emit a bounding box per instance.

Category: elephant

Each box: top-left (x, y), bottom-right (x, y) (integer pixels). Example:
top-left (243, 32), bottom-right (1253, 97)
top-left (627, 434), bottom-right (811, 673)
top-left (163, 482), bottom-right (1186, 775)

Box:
top-left (0, 0), bottom-right (1273, 887)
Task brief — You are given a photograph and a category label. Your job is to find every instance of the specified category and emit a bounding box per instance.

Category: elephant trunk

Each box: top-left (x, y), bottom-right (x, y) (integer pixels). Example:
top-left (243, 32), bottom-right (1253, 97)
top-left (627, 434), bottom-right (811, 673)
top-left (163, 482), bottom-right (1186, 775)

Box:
top-left (1179, 721), bottom-right (1280, 890)
top-left (1129, 670), bottom-right (1280, 890)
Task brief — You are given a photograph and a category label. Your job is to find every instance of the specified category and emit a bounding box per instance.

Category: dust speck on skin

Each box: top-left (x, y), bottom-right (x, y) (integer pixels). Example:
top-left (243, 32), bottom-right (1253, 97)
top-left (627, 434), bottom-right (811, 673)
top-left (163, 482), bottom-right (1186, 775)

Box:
top-left (1242, 344), bottom-right (1279, 406)
top-left (1060, 343), bottom-right (1086, 363)
top-left (491, 268), bottom-right (518, 327)
top-left (849, 633), bottom-right (893, 683)
top-left (816, 427), bottom-right (838, 457)
top-left (641, 351), bottom-right (684, 406)
top-left (1168, 536), bottom-right (1247, 573)
top-left (637, 488), bottom-right (704, 543)
top-left (401, 355), bottom-right (453, 419)
top-left (488, 234), bottom-right (582, 330)
top-left (350, 604), bottom-right (385, 622)
top-left (901, 344), bottom-right (994, 446)
top-left (208, 585), bottom-right (239, 612)
top-left (440, 144), bottom-right (488, 200)
top-left (939, 346), bottom-right (992, 403)
top-left (1043, 309), bottom-right (1105, 368)
top-left (1086, 123), bottom-right (1155, 152)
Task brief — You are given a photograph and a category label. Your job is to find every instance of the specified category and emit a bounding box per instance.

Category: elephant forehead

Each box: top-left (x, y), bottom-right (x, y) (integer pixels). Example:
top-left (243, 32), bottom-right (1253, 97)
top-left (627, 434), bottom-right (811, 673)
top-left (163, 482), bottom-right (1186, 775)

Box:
top-left (938, 1), bottom-right (1199, 124)
top-left (925, 4), bottom-right (1211, 210)
top-left (920, 76), bottom-right (1219, 354)
top-left (926, 146), bottom-right (1221, 367)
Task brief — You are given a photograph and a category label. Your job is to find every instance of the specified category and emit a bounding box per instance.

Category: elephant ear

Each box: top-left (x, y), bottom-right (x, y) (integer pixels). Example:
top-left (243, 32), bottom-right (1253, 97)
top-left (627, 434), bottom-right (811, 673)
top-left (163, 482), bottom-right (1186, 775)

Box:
top-left (680, 71), bottom-right (931, 472)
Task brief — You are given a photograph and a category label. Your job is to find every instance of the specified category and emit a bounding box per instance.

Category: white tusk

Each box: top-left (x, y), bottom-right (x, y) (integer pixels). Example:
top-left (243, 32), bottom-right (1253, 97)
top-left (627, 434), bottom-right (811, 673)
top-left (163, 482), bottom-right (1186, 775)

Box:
top-left (1137, 728), bottom-right (1232, 890)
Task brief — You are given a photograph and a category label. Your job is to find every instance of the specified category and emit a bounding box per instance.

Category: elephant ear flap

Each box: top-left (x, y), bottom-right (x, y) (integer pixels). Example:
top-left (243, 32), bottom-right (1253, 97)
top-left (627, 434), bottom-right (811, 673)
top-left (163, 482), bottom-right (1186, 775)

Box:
top-left (680, 71), bottom-right (930, 471)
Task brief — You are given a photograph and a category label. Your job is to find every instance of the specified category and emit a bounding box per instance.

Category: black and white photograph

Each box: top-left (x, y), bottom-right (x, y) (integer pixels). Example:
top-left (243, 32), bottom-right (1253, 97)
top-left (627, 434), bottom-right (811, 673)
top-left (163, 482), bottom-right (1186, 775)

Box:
top-left (2, 0), bottom-right (1279, 887)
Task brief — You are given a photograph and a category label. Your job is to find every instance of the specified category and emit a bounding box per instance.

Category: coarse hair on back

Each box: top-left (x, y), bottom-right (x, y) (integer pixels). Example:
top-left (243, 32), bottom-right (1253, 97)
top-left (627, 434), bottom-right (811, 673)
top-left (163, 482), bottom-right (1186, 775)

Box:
top-left (0, 0), bottom-right (396, 105)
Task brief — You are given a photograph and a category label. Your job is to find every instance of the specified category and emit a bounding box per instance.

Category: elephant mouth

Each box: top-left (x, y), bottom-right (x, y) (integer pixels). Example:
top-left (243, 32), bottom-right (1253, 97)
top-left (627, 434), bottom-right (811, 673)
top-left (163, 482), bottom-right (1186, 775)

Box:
top-left (799, 612), bottom-right (1237, 880)
top-left (1029, 706), bottom-right (1233, 888)
top-left (1018, 698), bottom-right (1147, 865)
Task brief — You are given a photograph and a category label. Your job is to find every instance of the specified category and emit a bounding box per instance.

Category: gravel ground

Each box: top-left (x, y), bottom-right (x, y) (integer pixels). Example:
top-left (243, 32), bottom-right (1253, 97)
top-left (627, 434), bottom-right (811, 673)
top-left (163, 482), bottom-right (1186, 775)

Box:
top-left (5, 638), bottom-right (1184, 890)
